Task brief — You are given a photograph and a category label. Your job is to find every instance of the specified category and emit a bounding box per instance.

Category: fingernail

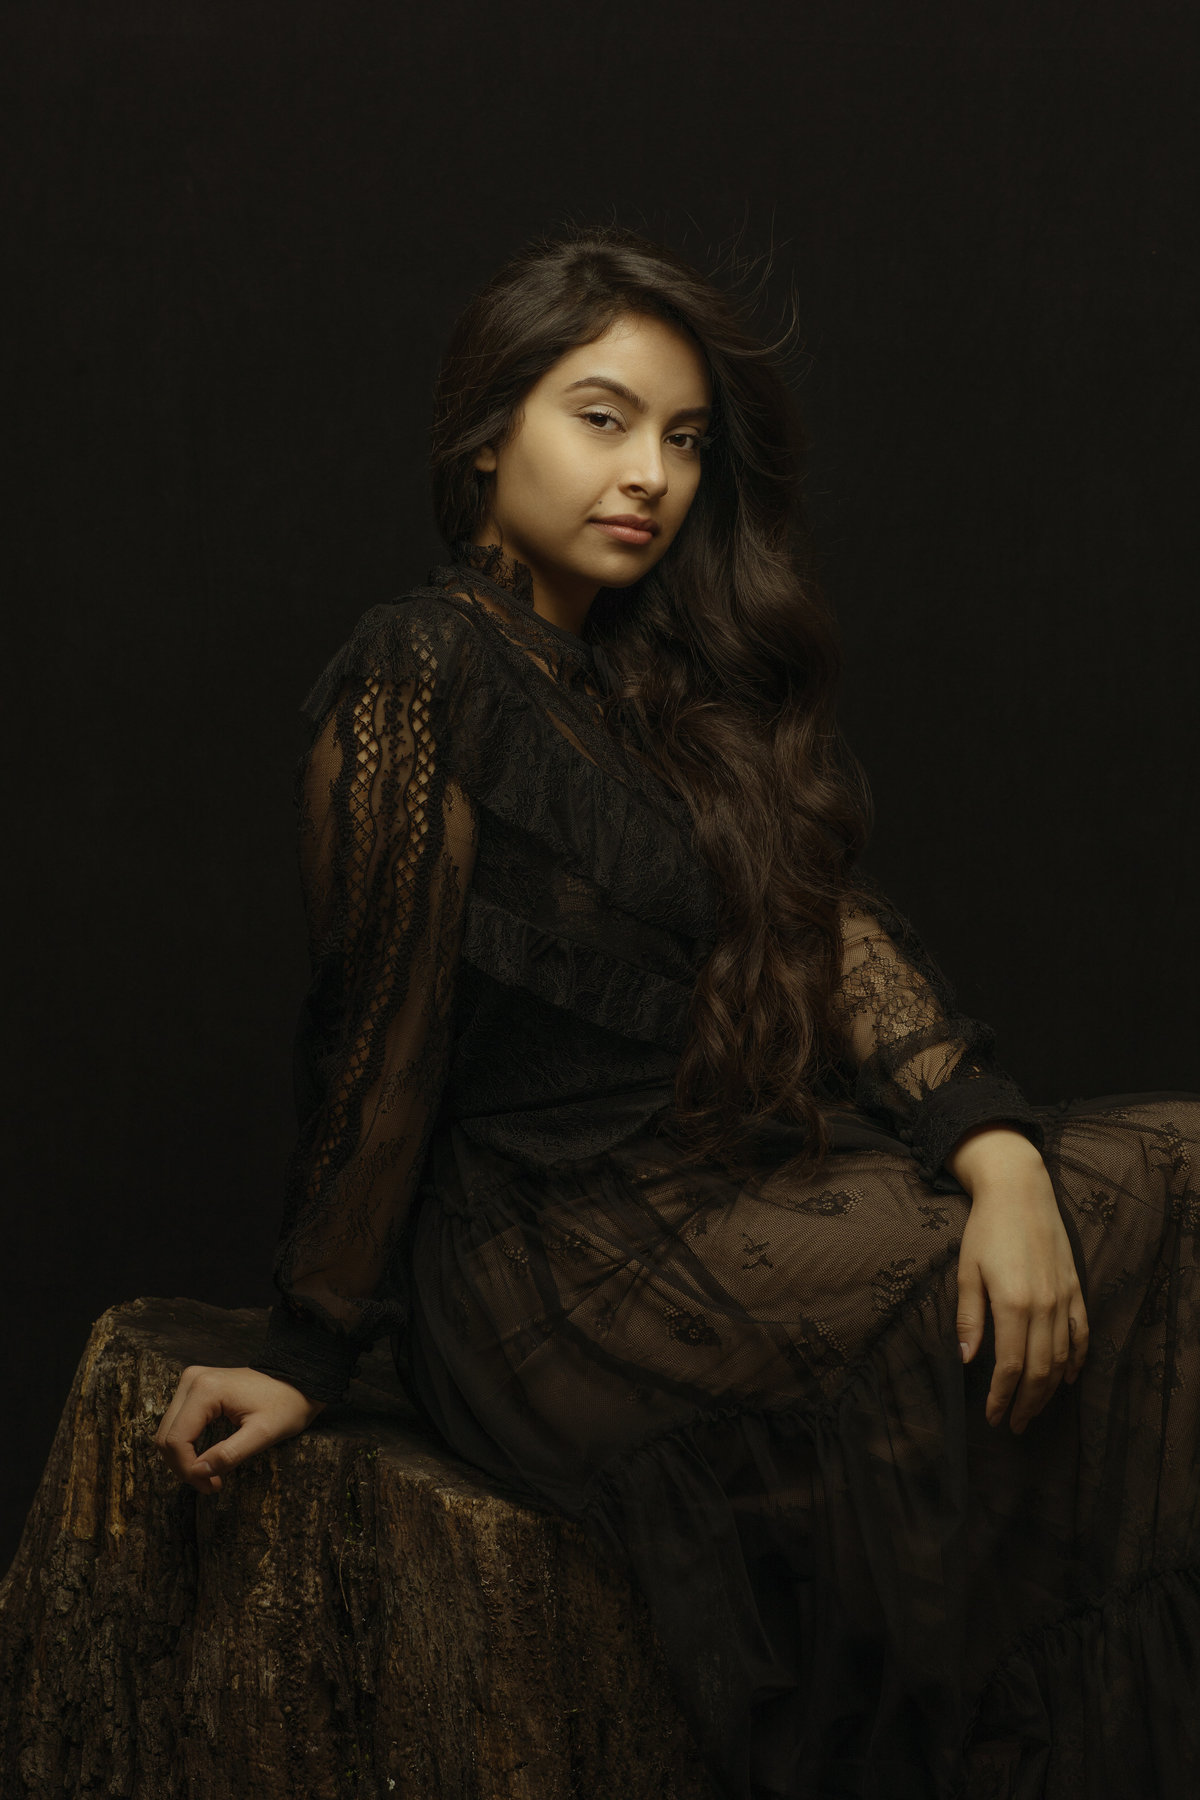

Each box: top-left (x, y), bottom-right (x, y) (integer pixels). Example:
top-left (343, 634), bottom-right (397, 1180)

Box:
top-left (959, 1342), bottom-right (970, 1362)
top-left (195, 1461), bottom-right (212, 1476)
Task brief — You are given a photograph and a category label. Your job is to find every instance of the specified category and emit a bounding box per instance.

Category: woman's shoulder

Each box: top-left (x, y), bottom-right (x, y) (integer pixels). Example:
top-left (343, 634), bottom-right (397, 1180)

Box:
top-left (299, 587), bottom-right (493, 727)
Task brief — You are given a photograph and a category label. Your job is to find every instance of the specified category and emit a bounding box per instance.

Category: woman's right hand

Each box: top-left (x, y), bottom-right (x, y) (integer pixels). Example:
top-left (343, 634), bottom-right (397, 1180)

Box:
top-left (154, 1365), bottom-right (327, 1495)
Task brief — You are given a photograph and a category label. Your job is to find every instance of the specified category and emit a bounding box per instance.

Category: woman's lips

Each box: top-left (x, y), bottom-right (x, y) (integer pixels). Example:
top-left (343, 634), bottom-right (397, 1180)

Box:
top-left (589, 521), bottom-right (655, 545)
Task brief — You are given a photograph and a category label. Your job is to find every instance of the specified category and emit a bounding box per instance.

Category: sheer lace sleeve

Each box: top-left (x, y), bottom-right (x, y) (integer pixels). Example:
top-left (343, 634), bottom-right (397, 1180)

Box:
top-left (249, 609), bottom-right (478, 1403)
top-left (832, 890), bottom-right (1044, 1190)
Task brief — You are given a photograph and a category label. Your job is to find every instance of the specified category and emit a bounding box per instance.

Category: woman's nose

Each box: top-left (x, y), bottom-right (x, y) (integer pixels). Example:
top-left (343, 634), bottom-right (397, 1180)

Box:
top-left (622, 440), bottom-right (668, 495)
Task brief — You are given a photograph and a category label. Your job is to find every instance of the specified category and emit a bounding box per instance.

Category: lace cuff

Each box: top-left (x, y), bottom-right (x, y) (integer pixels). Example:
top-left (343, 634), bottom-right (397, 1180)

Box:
top-left (248, 1301), bottom-right (363, 1405)
top-left (908, 1078), bottom-right (1046, 1191)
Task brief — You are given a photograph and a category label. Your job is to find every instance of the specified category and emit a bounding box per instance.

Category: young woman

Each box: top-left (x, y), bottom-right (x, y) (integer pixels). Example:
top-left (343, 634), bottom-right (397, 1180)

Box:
top-left (155, 226), bottom-right (1200, 1799)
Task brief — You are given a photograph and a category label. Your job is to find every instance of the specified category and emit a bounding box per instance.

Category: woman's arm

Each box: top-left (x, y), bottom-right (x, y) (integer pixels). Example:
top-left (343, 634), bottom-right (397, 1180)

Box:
top-left (156, 606), bottom-right (478, 1492)
top-left (247, 646), bottom-right (478, 1402)
top-left (832, 893), bottom-right (1046, 1184)
top-left (832, 893), bottom-right (1088, 1430)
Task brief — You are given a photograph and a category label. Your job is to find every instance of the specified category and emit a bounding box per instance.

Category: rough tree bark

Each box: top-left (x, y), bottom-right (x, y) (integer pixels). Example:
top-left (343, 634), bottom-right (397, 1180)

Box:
top-left (0, 1297), bottom-right (717, 1800)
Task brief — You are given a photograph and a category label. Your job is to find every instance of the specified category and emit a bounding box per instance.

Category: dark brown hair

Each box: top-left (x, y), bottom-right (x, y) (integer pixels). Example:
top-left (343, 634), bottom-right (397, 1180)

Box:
top-left (429, 223), bottom-right (874, 1181)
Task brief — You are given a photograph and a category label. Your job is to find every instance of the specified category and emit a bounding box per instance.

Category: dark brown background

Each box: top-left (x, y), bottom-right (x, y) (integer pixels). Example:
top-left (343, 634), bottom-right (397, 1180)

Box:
top-left (4, 0), bottom-right (1197, 1568)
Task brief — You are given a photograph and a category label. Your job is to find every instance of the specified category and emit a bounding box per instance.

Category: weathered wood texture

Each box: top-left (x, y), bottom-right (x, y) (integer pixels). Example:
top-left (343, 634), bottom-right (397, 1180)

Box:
top-left (0, 1297), bottom-right (716, 1800)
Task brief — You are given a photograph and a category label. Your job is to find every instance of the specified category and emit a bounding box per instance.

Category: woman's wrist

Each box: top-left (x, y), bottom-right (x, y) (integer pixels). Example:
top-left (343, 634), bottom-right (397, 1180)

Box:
top-left (945, 1122), bottom-right (1046, 1196)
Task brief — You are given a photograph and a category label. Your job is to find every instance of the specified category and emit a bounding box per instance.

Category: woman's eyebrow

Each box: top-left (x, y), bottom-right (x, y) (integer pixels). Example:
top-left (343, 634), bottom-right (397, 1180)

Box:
top-left (561, 375), bottom-right (712, 425)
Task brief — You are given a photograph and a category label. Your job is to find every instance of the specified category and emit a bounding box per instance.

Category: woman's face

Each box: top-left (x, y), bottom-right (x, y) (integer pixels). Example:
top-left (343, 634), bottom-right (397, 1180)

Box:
top-left (473, 310), bottom-right (713, 624)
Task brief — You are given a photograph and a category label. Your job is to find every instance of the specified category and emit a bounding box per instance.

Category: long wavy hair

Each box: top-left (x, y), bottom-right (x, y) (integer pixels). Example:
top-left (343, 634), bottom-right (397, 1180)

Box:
top-left (429, 224), bottom-right (875, 1181)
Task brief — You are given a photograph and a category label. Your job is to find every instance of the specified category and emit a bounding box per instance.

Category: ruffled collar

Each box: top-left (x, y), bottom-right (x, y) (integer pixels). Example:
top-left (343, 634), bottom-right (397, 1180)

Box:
top-left (451, 539), bottom-right (536, 607)
top-left (438, 538), bottom-right (596, 666)
top-left (429, 539), bottom-right (692, 826)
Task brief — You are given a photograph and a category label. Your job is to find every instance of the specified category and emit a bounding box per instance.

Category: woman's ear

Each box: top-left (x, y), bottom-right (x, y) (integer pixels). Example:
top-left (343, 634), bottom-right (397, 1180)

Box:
top-left (474, 444), bottom-right (498, 472)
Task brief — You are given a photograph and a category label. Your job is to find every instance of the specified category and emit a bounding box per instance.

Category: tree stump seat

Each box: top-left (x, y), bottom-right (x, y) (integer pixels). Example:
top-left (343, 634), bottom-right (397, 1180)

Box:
top-left (0, 1298), bottom-right (715, 1800)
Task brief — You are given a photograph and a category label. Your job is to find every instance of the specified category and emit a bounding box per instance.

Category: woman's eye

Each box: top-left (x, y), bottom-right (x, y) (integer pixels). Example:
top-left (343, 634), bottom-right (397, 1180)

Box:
top-left (581, 412), bottom-right (708, 455)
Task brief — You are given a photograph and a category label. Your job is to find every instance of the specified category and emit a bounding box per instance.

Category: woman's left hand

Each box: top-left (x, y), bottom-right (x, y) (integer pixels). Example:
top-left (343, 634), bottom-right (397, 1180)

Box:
top-left (948, 1125), bottom-right (1089, 1433)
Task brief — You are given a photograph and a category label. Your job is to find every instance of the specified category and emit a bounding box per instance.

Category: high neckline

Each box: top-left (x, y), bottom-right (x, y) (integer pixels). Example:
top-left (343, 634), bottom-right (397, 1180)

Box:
top-left (447, 539), bottom-right (595, 659)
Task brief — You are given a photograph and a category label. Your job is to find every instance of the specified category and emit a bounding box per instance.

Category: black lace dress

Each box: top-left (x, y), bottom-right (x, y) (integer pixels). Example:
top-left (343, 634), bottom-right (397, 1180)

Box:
top-left (249, 541), bottom-right (1200, 1800)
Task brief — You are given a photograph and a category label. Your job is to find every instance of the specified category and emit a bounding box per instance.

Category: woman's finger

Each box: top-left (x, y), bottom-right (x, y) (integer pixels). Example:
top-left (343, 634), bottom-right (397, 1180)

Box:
top-left (955, 1254), bottom-right (986, 1364)
top-left (153, 1367), bottom-right (208, 1473)
top-left (986, 1305), bottom-right (1028, 1428)
top-left (1065, 1295), bottom-right (1090, 1383)
top-left (1050, 1294), bottom-right (1072, 1396)
top-left (156, 1374), bottom-right (225, 1489)
top-left (194, 1414), bottom-right (281, 1483)
top-left (1009, 1305), bottom-right (1061, 1433)
top-left (153, 1367), bottom-right (194, 1449)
